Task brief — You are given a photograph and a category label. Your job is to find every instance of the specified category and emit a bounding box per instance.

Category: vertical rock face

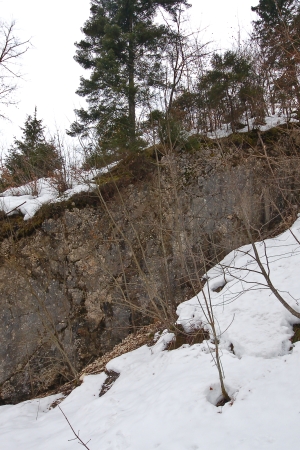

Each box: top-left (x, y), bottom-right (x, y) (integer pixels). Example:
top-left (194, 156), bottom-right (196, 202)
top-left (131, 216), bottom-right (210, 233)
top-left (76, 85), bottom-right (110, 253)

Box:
top-left (0, 151), bottom-right (299, 404)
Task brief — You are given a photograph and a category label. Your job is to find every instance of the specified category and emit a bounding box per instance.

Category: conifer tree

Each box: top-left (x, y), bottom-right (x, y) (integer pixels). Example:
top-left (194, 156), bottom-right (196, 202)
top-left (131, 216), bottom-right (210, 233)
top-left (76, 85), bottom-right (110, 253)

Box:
top-left (252, 0), bottom-right (297, 26)
top-left (4, 108), bottom-right (62, 186)
top-left (196, 51), bottom-right (261, 132)
top-left (68, 0), bottom-right (190, 151)
top-left (251, 0), bottom-right (300, 109)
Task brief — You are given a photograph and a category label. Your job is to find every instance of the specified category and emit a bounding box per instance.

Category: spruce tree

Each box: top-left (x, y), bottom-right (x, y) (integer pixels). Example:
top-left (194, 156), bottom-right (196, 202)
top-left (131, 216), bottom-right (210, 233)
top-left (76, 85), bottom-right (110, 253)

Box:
top-left (4, 108), bottom-right (62, 186)
top-left (68, 0), bottom-right (190, 152)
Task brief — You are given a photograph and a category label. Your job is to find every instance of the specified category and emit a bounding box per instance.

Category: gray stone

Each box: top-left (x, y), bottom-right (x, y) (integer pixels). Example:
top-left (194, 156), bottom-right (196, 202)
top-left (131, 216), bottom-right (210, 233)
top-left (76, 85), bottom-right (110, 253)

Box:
top-left (0, 151), bottom-right (299, 403)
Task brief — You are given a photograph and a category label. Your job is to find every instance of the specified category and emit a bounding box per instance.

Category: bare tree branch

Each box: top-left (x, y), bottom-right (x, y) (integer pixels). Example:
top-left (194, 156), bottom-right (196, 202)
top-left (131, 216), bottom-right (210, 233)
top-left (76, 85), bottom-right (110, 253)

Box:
top-left (58, 406), bottom-right (91, 449)
top-left (0, 20), bottom-right (30, 118)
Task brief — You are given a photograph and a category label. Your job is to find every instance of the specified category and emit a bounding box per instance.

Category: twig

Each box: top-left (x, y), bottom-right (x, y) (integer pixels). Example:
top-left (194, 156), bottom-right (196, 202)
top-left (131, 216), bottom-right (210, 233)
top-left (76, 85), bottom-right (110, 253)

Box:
top-left (5, 201), bottom-right (26, 215)
top-left (58, 406), bottom-right (91, 449)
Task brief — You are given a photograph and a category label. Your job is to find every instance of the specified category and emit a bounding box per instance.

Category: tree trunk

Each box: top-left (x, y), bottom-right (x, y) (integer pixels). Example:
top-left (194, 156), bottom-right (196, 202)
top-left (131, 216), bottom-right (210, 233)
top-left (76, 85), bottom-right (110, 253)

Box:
top-left (290, 60), bottom-right (300, 109)
top-left (128, 10), bottom-right (136, 146)
top-left (227, 92), bottom-right (236, 133)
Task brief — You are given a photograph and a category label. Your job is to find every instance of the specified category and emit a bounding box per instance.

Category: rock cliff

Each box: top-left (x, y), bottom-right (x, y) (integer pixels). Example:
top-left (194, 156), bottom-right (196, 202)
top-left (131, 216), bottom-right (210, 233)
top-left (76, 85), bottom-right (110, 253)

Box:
top-left (1, 145), bottom-right (299, 403)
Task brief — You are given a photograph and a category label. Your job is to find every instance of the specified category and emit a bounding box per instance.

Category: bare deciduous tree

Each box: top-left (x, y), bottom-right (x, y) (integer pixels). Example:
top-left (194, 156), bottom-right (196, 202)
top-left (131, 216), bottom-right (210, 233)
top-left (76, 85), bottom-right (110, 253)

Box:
top-left (0, 20), bottom-right (30, 118)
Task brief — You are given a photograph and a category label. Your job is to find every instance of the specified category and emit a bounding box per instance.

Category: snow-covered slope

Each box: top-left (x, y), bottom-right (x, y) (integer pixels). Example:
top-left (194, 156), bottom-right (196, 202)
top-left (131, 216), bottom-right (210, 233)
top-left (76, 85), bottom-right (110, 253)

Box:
top-left (0, 163), bottom-right (117, 220)
top-left (206, 113), bottom-right (298, 139)
top-left (1, 219), bottom-right (300, 449)
top-left (177, 218), bottom-right (300, 358)
top-left (0, 116), bottom-right (297, 222)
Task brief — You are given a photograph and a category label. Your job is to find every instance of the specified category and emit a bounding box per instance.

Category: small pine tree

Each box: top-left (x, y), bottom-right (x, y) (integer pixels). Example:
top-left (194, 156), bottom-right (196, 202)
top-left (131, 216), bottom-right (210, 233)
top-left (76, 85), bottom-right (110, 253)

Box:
top-left (196, 51), bottom-right (263, 133)
top-left (4, 108), bottom-right (62, 186)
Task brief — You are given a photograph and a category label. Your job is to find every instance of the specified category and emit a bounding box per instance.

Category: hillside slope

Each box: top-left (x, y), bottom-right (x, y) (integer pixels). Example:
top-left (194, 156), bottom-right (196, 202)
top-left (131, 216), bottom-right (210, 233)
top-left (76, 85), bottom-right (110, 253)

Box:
top-left (1, 217), bottom-right (300, 449)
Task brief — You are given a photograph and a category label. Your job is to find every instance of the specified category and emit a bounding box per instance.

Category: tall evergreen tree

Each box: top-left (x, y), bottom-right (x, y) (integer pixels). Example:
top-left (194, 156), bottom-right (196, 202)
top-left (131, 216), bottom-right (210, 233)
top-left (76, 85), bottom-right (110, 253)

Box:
top-left (68, 0), bottom-right (190, 151)
top-left (251, 0), bottom-right (298, 28)
top-left (251, 0), bottom-right (300, 109)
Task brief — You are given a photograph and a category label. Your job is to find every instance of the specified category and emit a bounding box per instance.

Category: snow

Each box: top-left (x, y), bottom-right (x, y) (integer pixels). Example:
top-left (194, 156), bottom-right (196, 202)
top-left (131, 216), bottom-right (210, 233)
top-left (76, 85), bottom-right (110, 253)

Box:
top-left (0, 163), bottom-right (118, 220)
top-left (177, 219), bottom-right (300, 358)
top-left (1, 219), bottom-right (300, 448)
top-left (206, 113), bottom-right (298, 139)
top-left (0, 115), bottom-right (297, 221)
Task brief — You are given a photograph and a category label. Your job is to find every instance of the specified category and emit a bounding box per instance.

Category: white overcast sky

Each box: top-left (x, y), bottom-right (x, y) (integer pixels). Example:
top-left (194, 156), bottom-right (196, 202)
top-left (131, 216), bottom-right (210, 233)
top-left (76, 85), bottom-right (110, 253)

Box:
top-left (0, 0), bottom-right (256, 148)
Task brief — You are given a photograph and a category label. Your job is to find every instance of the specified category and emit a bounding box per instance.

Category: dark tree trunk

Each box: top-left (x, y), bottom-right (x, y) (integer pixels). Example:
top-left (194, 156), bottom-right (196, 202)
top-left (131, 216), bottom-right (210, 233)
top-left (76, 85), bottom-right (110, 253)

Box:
top-left (128, 10), bottom-right (136, 145)
top-left (290, 60), bottom-right (300, 109)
